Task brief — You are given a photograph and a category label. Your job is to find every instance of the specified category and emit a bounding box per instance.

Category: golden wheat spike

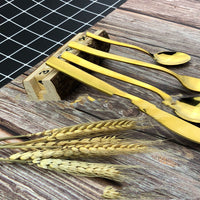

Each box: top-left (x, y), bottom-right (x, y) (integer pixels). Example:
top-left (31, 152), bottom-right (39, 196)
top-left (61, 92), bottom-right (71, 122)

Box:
top-left (64, 143), bottom-right (147, 157)
top-left (102, 186), bottom-right (122, 199)
top-left (0, 118), bottom-right (136, 146)
top-left (8, 141), bottom-right (147, 161)
top-left (25, 136), bottom-right (122, 150)
top-left (0, 136), bottom-right (123, 151)
top-left (32, 159), bottom-right (129, 181)
top-left (48, 118), bottom-right (136, 141)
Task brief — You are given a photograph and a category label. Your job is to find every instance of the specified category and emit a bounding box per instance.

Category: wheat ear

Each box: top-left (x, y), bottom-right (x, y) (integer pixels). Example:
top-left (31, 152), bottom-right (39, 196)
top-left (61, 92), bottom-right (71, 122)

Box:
top-left (0, 118), bottom-right (136, 146)
top-left (0, 136), bottom-right (122, 151)
top-left (102, 186), bottom-right (122, 199)
top-left (8, 142), bottom-right (147, 160)
top-left (62, 142), bottom-right (147, 158)
top-left (32, 159), bottom-right (130, 181)
top-left (42, 118), bottom-right (136, 141)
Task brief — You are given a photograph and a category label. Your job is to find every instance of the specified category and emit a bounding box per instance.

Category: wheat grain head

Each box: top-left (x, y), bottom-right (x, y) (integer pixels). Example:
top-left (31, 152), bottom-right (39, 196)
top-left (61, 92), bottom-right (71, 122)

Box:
top-left (8, 141), bottom-right (147, 160)
top-left (102, 185), bottom-right (122, 199)
top-left (32, 158), bottom-right (130, 181)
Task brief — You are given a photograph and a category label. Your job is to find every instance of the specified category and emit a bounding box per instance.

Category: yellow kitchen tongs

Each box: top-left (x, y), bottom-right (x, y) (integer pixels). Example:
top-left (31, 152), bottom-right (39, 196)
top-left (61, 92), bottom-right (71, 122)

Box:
top-left (46, 56), bottom-right (200, 144)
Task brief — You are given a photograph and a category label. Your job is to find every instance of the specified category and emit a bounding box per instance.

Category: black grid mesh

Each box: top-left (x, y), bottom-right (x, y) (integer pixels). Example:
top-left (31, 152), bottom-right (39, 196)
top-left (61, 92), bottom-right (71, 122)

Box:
top-left (0, 0), bottom-right (127, 87)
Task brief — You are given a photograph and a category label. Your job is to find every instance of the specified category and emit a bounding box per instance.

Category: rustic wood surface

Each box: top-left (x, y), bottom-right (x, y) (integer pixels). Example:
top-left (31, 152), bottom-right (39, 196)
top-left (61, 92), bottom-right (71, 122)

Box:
top-left (1, 0), bottom-right (200, 199)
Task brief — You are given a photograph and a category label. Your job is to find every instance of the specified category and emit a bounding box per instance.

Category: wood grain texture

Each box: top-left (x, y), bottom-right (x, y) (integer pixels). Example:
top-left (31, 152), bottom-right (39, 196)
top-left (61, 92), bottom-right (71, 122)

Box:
top-left (120, 0), bottom-right (200, 29)
top-left (1, 0), bottom-right (200, 199)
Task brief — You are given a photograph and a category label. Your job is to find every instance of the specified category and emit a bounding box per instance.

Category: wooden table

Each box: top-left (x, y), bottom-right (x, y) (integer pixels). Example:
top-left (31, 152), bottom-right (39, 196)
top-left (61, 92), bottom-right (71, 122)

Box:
top-left (1, 1), bottom-right (200, 199)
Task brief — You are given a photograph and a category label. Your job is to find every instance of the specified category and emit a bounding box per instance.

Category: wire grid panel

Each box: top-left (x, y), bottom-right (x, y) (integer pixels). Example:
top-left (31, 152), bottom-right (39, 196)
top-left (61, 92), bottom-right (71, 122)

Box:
top-left (0, 0), bottom-right (127, 87)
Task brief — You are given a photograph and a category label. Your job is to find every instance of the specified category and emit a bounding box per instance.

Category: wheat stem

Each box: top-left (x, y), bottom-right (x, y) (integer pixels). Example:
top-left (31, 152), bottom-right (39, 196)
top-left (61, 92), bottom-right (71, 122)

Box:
top-left (0, 157), bottom-right (28, 164)
top-left (0, 137), bottom-right (47, 147)
top-left (0, 135), bottom-right (31, 141)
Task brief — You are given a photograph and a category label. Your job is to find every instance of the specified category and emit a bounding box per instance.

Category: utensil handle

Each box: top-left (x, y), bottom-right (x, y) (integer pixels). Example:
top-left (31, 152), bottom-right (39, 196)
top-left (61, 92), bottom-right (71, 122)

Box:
top-left (46, 57), bottom-right (115, 96)
top-left (61, 51), bottom-right (172, 103)
top-left (122, 93), bottom-right (200, 143)
top-left (86, 31), bottom-right (151, 55)
top-left (68, 42), bottom-right (178, 78)
top-left (46, 56), bottom-right (200, 144)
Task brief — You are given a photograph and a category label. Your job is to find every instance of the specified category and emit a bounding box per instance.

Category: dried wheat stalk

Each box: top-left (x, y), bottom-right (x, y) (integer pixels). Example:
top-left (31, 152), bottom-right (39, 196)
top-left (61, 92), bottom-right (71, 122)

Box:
top-left (62, 142), bottom-right (147, 158)
top-left (8, 141), bottom-right (147, 160)
top-left (0, 156), bottom-right (136, 182)
top-left (0, 118), bottom-right (136, 146)
top-left (1, 136), bottom-right (122, 151)
top-left (35, 118), bottom-right (136, 143)
top-left (32, 158), bottom-right (130, 181)
top-left (0, 116), bottom-right (159, 199)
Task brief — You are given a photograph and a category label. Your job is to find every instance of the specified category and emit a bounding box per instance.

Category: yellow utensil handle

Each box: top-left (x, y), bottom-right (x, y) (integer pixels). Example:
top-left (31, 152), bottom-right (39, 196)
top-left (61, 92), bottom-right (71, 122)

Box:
top-left (68, 41), bottom-right (178, 78)
top-left (46, 56), bottom-right (200, 143)
top-left (86, 31), bottom-right (151, 55)
top-left (129, 94), bottom-right (200, 143)
top-left (46, 56), bottom-right (142, 104)
top-left (61, 51), bottom-right (172, 102)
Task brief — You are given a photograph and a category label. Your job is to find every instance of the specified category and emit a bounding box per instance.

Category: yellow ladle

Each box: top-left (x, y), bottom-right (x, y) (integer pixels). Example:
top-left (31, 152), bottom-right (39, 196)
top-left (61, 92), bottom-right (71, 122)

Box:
top-left (68, 42), bottom-right (200, 92)
top-left (86, 32), bottom-right (191, 66)
top-left (61, 52), bottom-right (200, 123)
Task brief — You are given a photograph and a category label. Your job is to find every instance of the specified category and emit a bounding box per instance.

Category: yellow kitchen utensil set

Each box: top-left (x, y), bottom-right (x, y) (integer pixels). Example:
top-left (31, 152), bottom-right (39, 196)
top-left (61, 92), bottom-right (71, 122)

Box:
top-left (45, 31), bottom-right (200, 143)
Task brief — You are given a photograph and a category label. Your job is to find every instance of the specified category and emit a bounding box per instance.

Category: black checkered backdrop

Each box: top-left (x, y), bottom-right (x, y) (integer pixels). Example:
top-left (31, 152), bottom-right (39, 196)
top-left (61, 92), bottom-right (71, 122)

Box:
top-left (0, 0), bottom-right (126, 87)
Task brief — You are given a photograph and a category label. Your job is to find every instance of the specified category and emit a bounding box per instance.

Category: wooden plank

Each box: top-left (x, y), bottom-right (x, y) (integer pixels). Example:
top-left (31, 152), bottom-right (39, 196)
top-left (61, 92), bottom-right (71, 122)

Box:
top-left (1, 72), bottom-right (200, 199)
top-left (93, 9), bottom-right (200, 58)
top-left (120, 0), bottom-right (200, 29)
top-left (1, 1), bottom-right (200, 199)
top-left (1, 84), bottom-right (200, 199)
